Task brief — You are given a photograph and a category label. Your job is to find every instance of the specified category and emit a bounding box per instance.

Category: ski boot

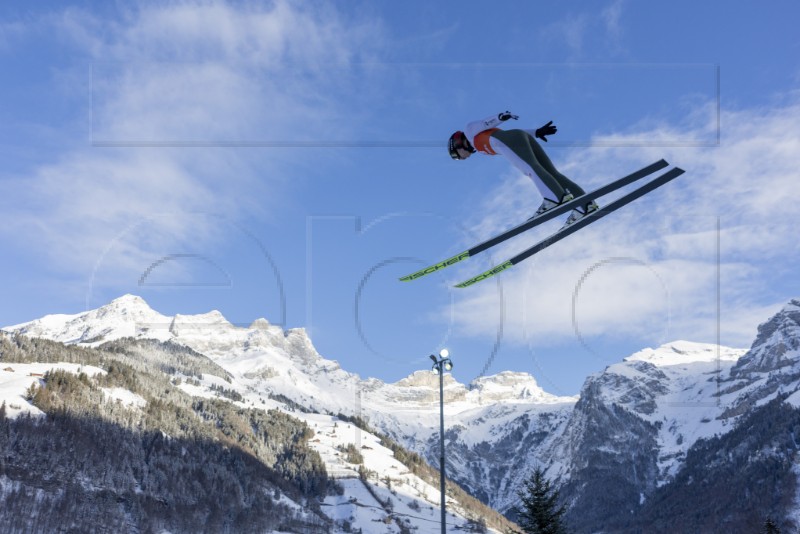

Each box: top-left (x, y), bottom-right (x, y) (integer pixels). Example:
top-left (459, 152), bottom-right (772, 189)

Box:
top-left (561, 200), bottom-right (600, 229)
top-left (529, 192), bottom-right (574, 221)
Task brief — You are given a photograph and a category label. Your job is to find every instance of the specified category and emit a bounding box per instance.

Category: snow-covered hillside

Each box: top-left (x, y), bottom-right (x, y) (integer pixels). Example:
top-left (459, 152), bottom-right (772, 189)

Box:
top-left (3, 295), bottom-right (577, 460)
top-left (1, 296), bottom-right (515, 532)
top-left (5, 295), bottom-right (800, 532)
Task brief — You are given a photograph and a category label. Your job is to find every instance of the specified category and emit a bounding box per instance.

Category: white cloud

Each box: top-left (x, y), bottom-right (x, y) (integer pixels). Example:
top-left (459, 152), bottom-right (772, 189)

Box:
top-left (448, 95), bottom-right (800, 350)
top-left (601, 0), bottom-right (626, 51)
top-left (1, 1), bottom-right (384, 283)
top-left (79, 2), bottom-right (384, 145)
top-left (540, 0), bottom-right (629, 59)
top-left (541, 14), bottom-right (589, 58)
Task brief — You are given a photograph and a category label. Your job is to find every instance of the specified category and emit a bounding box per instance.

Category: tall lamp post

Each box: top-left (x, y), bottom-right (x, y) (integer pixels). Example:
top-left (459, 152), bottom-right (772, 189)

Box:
top-left (430, 349), bottom-right (453, 534)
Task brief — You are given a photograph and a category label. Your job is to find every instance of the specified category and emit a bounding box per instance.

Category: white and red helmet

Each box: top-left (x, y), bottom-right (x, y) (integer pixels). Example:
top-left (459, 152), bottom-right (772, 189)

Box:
top-left (448, 131), bottom-right (475, 160)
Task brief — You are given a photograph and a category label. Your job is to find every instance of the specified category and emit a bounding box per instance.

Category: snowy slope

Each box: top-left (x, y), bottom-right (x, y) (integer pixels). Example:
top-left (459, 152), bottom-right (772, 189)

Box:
top-left (0, 363), bottom-right (107, 418)
top-left (2, 297), bottom-right (515, 531)
top-left (6, 294), bottom-right (800, 529)
top-left (303, 412), bottom-right (494, 532)
top-left (585, 341), bottom-right (747, 484)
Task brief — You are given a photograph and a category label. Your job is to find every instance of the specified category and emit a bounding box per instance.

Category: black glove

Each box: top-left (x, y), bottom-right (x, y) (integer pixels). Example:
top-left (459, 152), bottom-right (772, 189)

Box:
top-left (498, 111), bottom-right (519, 121)
top-left (535, 120), bottom-right (557, 142)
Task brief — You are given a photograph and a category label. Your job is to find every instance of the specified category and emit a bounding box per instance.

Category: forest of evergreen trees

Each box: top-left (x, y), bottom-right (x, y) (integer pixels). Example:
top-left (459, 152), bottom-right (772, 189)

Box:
top-left (0, 334), bottom-right (333, 532)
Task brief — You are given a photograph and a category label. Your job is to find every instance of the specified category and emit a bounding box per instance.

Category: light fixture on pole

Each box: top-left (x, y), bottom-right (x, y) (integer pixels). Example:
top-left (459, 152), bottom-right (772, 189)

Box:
top-left (430, 349), bottom-right (452, 534)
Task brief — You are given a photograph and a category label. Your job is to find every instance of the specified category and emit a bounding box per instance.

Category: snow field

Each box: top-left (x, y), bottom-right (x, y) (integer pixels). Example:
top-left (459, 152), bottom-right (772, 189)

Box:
top-left (0, 363), bottom-right (106, 418)
top-left (101, 387), bottom-right (147, 409)
top-left (300, 412), bottom-right (485, 533)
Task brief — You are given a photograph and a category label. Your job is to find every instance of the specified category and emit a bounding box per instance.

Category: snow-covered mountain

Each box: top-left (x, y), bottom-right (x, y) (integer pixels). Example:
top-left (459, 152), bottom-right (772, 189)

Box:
top-left (3, 295), bottom-right (576, 450)
top-left (4, 294), bottom-right (800, 532)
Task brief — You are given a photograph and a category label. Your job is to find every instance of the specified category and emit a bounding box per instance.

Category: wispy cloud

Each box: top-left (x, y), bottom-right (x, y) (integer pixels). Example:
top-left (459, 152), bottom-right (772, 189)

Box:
top-left (541, 14), bottom-right (590, 59)
top-left (539, 0), bottom-right (629, 59)
top-left (601, 0), bottom-right (626, 52)
top-left (79, 2), bottom-right (384, 145)
top-left (448, 95), bottom-right (800, 350)
top-left (1, 1), bottom-right (383, 287)
top-left (0, 20), bottom-right (27, 51)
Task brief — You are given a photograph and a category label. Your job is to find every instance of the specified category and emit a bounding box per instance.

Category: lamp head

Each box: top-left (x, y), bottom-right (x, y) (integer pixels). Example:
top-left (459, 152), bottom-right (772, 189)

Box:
top-left (439, 348), bottom-right (449, 359)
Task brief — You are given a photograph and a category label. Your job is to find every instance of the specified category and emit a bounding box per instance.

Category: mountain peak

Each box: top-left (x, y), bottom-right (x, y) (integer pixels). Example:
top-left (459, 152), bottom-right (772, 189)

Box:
top-left (173, 310), bottom-right (229, 324)
top-left (625, 341), bottom-right (744, 367)
top-left (782, 298), bottom-right (800, 313)
top-left (732, 299), bottom-right (800, 376)
top-left (468, 371), bottom-right (573, 403)
top-left (109, 294), bottom-right (149, 306)
top-left (249, 318), bottom-right (271, 330)
top-left (395, 370), bottom-right (459, 389)
top-left (98, 294), bottom-right (156, 314)
top-left (2, 294), bottom-right (170, 345)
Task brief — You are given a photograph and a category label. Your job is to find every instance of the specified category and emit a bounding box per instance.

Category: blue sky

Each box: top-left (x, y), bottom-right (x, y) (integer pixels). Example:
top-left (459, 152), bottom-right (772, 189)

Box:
top-left (1, 0), bottom-right (800, 395)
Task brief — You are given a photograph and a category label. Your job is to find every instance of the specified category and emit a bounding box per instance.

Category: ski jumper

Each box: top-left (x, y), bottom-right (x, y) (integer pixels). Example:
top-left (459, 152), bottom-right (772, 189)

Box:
top-left (464, 114), bottom-right (586, 201)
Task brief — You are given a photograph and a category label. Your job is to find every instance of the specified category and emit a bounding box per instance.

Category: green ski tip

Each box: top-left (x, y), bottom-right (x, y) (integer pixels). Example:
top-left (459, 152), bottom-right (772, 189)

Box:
top-left (399, 250), bottom-right (471, 281)
top-left (455, 261), bottom-right (514, 288)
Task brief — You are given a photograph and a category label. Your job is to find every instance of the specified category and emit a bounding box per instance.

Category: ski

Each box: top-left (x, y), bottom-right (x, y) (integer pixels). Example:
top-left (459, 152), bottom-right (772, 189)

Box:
top-left (399, 159), bottom-right (669, 282)
top-left (454, 166), bottom-right (685, 288)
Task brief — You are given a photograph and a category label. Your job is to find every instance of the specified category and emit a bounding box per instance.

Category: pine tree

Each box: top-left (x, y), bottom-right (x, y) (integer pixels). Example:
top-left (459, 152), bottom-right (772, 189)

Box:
top-left (511, 467), bottom-right (567, 534)
top-left (763, 517), bottom-right (781, 534)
